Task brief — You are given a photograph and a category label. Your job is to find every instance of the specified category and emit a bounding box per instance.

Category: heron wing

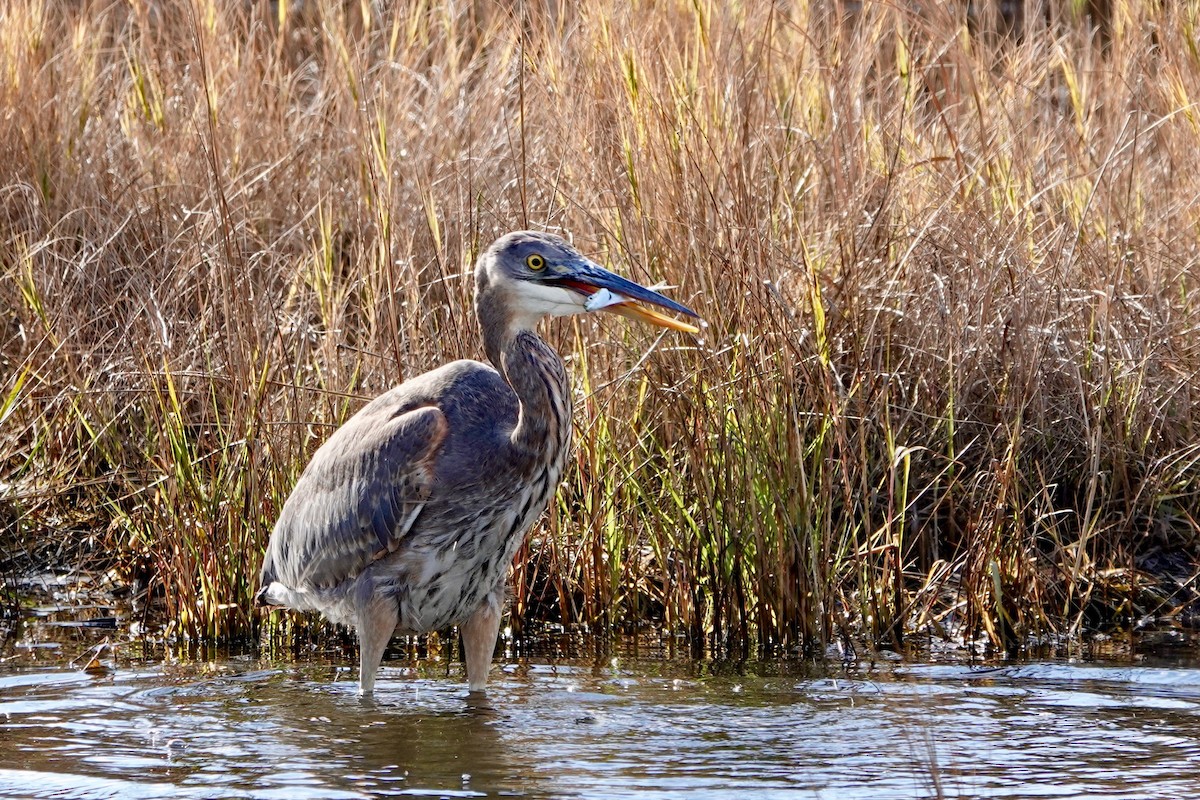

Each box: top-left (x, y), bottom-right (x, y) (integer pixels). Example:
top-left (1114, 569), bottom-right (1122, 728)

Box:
top-left (262, 401), bottom-right (448, 592)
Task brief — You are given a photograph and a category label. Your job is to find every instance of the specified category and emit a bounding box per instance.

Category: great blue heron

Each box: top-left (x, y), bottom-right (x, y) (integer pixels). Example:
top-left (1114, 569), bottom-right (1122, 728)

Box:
top-left (256, 230), bottom-right (698, 694)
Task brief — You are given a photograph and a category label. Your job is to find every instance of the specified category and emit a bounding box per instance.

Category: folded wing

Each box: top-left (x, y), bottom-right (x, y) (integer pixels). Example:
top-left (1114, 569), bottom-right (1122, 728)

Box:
top-left (259, 403), bottom-right (448, 594)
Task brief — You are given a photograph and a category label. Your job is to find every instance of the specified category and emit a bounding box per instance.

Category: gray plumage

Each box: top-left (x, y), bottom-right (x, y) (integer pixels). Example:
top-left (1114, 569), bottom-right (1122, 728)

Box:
top-left (257, 230), bottom-right (697, 694)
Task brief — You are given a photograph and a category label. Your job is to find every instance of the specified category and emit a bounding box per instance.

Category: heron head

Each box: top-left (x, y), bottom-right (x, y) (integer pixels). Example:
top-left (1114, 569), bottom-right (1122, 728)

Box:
top-left (476, 230), bottom-right (699, 333)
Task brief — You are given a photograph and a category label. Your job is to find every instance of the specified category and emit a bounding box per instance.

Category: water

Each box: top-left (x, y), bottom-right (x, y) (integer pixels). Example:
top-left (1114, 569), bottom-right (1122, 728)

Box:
top-left (3, 645), bottom-right (1200, 799)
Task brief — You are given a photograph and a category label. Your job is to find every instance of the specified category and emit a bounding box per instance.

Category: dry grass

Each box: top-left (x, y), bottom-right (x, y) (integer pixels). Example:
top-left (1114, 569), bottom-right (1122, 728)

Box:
top-left (2, 0), bottom-right (1199, 653)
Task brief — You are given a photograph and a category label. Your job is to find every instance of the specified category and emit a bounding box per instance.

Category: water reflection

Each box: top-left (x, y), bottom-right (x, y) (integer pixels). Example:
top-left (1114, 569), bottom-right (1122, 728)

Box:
top-left (2, 657), bottom-right (1200, 799)
top-left (257, 677), bottom-right (531, 797)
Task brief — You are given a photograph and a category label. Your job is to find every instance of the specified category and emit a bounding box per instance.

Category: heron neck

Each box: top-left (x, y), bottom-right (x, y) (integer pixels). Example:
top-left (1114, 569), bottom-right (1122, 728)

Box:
top-left (476, 287), bottom-right (572, 457)
top-left (500, 329), bottom-right (572, 458)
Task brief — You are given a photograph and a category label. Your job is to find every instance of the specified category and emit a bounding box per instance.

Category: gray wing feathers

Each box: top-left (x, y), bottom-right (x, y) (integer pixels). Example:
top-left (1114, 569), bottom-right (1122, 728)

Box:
top-left (264, 403), bottom-right (447, 591)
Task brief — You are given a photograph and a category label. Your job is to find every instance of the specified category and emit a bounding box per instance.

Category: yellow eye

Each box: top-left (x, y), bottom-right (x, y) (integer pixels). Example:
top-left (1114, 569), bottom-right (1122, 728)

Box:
top-left (525, 253), bottom-right (546, 271)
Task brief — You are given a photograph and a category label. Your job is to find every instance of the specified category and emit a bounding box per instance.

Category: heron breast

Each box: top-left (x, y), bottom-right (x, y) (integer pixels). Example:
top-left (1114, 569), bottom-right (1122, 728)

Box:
top-left (391, 459), bottom-right (563, 633)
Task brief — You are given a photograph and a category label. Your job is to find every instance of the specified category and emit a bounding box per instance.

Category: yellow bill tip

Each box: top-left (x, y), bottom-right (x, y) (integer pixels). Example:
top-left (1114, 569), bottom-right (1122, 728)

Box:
top-left (608, 302), bottom-right (701, 333)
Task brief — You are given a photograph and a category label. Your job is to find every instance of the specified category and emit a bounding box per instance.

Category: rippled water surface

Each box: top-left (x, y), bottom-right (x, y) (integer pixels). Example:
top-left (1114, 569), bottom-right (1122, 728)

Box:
top-left (3, 646), bottom-right (1200, 799)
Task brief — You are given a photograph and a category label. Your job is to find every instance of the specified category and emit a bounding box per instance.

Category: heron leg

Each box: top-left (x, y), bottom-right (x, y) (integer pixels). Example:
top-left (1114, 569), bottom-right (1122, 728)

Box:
top-left (356, 597), bottom-right (398, 696)
top-left (461, 593), bottom-right (502, 692)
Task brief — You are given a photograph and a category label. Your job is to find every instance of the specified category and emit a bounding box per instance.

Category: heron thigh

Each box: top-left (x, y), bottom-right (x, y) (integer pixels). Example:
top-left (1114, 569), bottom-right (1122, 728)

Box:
top-left (355, 589), bottom-right (399, 695)
top-left (461, 591), bottom-right (503, 692)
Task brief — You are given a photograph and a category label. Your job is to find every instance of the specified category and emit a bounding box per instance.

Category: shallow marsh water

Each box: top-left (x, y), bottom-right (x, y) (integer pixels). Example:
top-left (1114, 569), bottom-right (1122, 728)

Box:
top-left (3, 640), bottom-right (1200, 800)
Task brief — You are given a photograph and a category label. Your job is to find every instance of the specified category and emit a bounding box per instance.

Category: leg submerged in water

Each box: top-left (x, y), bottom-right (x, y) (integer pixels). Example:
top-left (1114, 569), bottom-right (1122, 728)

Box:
top-left (356, 597), bottom-right (399, 696)
top-left (461, 594), bottom-right (502, 692)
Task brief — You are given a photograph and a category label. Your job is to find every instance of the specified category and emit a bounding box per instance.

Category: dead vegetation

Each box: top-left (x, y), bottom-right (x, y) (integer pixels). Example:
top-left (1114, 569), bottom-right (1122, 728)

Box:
top-left (1, 0), bottom-right (1198, 654)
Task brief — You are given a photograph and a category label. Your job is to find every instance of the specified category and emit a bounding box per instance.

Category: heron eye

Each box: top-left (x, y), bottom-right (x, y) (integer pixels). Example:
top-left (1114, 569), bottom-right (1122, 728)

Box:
top-left (525, 253), bottom-right (546, 271)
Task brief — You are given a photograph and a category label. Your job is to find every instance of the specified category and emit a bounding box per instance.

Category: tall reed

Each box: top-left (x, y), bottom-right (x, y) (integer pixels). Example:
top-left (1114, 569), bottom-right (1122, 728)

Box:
top-left (1, 0), bottom-right (1197, 653)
